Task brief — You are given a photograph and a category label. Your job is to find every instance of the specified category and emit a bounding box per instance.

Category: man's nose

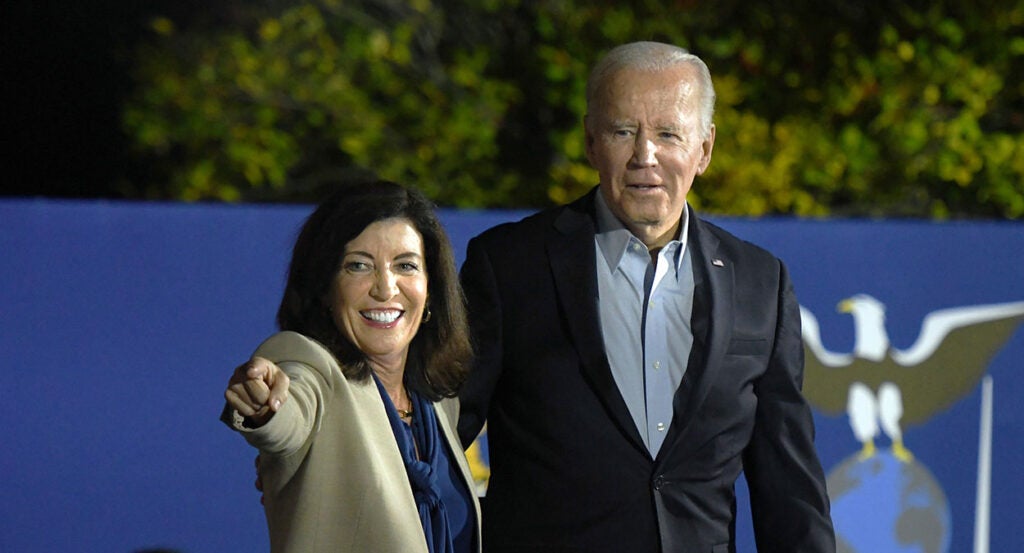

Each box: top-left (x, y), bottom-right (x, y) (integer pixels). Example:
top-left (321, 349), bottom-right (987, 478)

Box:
top-left (631, 135), bottom-right (657, 166)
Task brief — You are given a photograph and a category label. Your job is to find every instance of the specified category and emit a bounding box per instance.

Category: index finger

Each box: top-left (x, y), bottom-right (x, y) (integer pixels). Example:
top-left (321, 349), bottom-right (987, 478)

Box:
top-left (246, 356), bottom-right (278, 382)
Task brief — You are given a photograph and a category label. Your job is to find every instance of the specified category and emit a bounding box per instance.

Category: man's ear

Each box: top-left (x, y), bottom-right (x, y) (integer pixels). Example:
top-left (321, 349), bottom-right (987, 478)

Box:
top-left (697, 124), bottom-right (716, 175)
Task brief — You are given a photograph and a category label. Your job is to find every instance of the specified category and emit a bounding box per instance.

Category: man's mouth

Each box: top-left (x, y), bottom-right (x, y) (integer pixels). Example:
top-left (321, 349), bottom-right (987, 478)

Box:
top-left (627, 183), bottom-right (662, 190)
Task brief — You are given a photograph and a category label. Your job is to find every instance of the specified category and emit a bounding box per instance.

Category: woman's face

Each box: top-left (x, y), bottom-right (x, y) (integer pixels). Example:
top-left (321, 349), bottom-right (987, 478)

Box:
top-left (328, 217), bottom-right (428, 372)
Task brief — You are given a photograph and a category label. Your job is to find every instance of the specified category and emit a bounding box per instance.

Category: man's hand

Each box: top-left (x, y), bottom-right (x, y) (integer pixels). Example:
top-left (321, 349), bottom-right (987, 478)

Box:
top-left (225, 356), bottom-right (290, 427)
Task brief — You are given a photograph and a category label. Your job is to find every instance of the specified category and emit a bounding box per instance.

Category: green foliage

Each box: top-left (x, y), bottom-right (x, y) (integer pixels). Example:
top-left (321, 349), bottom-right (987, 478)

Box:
top-left (124, 1), bottom-right (521, 206)
top-left (124, 0), bottom-right (1024, 218)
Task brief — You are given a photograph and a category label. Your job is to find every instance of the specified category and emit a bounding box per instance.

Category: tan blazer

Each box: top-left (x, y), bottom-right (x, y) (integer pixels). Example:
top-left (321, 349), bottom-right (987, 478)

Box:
top-left (226, 331), bottom-right (482, 553)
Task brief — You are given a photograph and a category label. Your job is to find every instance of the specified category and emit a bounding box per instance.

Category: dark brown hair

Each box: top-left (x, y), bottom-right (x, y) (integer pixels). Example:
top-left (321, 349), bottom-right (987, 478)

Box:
top-left (276, 179), bottom-right (471, 400)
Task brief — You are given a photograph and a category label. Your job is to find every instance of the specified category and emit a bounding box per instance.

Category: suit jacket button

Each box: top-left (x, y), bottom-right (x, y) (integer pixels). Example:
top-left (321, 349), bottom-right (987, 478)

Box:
top-left (653, 476), bottom-right (666, 490)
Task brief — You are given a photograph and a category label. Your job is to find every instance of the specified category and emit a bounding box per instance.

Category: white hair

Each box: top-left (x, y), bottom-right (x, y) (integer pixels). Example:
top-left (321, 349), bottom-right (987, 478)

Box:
top-left (585, 41), bottom-right (716, 139)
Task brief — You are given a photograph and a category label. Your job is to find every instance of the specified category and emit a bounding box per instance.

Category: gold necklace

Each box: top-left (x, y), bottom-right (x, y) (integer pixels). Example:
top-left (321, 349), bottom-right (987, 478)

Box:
top-left (397, 406), bottom-right (414, 419)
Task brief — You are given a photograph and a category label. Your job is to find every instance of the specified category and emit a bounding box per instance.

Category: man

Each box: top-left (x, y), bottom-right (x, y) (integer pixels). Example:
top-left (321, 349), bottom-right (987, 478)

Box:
top-left (457, 42), bottom-right (835, 553)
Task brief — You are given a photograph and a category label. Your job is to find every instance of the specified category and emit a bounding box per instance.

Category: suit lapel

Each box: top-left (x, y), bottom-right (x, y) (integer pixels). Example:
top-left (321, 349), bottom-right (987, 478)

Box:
top-left (656, 211), bottom-right (734, 463)
top-left (548, 192), bottom-right (647, 453)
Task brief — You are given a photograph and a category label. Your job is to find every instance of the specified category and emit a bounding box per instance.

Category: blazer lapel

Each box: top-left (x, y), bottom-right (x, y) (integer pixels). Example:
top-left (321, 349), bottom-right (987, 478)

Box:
top-left (435, 398), bottom-right (483, 552)
top-left (656, 211), bottom-right (734, 463)
top-left (548, 191), bottom-right (647, 453)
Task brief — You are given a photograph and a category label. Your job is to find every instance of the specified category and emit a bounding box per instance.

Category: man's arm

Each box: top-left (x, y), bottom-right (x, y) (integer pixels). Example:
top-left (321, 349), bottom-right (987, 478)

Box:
top-left (743, 261), bottom-right (836, 553)
top-left (457, 235), bottom-right (505, 448)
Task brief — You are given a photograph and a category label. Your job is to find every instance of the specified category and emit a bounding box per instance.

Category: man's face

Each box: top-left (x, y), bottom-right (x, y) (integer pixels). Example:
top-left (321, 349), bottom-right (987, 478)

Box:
top-left (585, 63), bottom-right (715, 249)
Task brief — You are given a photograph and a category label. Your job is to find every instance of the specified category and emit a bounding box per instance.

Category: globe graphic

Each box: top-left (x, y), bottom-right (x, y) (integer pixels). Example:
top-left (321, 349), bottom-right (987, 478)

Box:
top-left (826, 450), bottom-right (951, 553)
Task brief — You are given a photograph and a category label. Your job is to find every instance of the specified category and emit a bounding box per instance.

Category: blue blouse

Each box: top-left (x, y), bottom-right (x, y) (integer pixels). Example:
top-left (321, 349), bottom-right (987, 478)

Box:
top-left (374, 375), bottom-right (476, 553)
top-left (397, 412), bottom-right (476, 552)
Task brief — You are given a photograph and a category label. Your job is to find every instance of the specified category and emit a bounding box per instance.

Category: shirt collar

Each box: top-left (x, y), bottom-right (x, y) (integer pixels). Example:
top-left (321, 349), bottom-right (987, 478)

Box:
top-left (594, 188), bottom-right (689, 274)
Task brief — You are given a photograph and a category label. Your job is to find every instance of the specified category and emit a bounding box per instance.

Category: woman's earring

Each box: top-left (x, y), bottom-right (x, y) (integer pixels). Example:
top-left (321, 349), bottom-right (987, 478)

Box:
top-left (422, 306), bottom-right (432, 323)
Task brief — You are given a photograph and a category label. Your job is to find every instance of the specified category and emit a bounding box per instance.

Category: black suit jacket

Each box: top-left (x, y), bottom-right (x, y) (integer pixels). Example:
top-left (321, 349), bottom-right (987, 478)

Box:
top-left (458, 189), bottom-right (835, 553)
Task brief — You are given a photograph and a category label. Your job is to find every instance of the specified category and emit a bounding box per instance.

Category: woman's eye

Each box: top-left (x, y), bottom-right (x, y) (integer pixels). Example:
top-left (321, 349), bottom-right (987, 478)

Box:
top-left (397, 262), bottom-right (420, 273)
top-left (344, 261), bottom-right (371, 272)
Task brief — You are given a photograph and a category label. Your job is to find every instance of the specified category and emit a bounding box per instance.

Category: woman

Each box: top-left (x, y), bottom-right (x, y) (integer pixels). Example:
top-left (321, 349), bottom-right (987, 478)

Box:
top-left (222, 180), bottom-right (480, 553)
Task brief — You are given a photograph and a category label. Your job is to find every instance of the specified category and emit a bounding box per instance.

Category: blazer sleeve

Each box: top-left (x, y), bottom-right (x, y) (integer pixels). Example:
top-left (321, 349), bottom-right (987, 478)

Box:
top-left (224, 331), bottom-right (337, 457)
top-left (742, 261), bottom-right (836, 553)
top-left (457, 234), bottom-right (505, 448)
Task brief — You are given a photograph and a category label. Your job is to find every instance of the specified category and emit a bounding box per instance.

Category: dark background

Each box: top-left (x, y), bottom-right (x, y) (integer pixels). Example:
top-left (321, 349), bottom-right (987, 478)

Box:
top-left (4, 2), bottom-right (1021, 218)
top-left (2, 1), bottom-right (207, 199)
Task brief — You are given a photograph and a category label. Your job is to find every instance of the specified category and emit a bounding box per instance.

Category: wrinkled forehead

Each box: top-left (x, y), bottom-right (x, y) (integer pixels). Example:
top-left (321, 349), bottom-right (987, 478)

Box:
top-left (591, 67), bottom-right (701, 123)
top-left (595, 65), bottom-right (699, 104)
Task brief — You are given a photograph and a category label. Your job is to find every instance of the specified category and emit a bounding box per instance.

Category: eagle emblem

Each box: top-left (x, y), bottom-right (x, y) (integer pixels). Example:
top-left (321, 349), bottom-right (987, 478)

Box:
top-left (800, 295), bottom-right (1024, 460)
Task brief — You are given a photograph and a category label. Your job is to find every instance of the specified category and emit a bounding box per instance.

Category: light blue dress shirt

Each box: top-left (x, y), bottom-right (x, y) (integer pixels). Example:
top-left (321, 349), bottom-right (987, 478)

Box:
top-left (594, 191), bottom-right (695, 457)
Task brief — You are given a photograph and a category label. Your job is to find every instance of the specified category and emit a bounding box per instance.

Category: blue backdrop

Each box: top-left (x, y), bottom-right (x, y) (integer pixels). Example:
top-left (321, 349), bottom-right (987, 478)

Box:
top-left (2, 199), bottom-right (1021, 552)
